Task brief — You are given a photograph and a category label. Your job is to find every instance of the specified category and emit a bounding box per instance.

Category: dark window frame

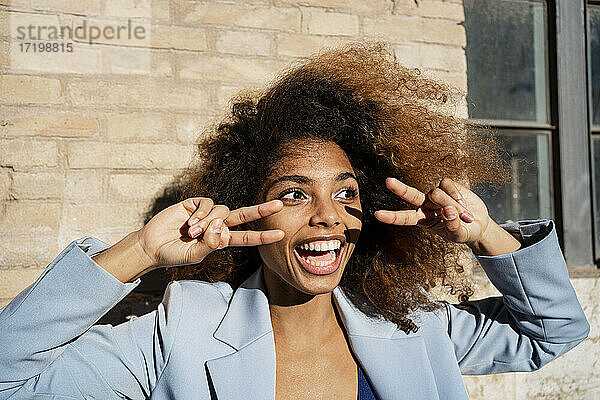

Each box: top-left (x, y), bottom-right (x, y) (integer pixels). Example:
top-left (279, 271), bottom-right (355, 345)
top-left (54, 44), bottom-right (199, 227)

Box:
top-left (586, 1), bottom-right (600, 265)
top-left (465, 0), bottom-right (598, 270)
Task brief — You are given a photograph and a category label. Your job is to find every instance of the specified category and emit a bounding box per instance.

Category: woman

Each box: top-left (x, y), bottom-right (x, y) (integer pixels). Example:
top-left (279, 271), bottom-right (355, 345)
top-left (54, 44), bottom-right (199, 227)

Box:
top-left (0, 42), bottom-right (589, 399)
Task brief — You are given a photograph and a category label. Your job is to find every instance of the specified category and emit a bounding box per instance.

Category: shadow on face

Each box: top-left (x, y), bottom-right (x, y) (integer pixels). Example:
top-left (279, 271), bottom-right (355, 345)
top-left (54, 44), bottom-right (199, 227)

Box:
top-left (256, 139), bottom-right (363, 303)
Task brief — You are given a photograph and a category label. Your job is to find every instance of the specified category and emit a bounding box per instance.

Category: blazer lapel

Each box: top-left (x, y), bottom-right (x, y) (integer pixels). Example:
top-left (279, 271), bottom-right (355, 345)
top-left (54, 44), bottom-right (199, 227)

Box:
top-left (206, 266), bottom-right (276, 400)
top-left (332, 288), bottom-right (441, 400)
top-left (205, 265), bottom-right (440, 400)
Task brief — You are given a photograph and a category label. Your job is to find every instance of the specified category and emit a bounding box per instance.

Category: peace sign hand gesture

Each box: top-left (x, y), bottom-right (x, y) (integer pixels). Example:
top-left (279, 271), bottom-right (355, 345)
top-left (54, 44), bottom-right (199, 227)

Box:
top-left (374, 177), bottom-right (491, 247)
top-left (137, 197), bottom-right (284, 271)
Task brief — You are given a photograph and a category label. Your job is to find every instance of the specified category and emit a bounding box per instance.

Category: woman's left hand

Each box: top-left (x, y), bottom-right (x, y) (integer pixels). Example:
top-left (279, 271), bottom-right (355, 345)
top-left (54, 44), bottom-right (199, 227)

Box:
top-left (374, 177), bottom-right (491, 246)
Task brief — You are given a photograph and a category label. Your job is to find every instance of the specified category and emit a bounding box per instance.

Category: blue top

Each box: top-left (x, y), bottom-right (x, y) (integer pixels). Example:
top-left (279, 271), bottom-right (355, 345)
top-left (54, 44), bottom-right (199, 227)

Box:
top-left (358, 363), bottom-right (379, 400)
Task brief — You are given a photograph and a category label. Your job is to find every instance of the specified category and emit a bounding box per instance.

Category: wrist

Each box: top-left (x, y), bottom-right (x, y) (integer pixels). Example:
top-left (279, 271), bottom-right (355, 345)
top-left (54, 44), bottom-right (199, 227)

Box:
top-left (132, 229), bottom-right (158, 270)
top-left (468, 218), bottom-right (522, 257)
top-left (91, 230), bottom-right (156, 283)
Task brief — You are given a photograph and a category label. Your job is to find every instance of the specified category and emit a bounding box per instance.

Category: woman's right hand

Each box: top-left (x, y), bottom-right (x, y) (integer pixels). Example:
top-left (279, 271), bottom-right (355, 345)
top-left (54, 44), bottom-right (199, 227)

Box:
top-left (136, 197), bottom-right (285, 270)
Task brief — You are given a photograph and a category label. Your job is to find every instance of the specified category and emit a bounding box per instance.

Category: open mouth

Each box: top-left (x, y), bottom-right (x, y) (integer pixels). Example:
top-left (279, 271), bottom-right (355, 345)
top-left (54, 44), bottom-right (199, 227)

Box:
top-left (293, 238), bottom-right (344, 275)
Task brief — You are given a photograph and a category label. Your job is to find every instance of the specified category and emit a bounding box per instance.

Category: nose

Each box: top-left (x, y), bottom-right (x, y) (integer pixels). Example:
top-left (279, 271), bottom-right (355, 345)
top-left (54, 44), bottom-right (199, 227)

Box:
top-left (309, 197), bottom-right (342, 228)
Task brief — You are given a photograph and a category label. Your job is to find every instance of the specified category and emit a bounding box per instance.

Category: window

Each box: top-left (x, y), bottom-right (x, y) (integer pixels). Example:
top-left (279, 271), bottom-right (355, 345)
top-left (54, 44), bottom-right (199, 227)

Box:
top-left (588, 2), bottom-right (600, 260)
top-left (464, 0), bottom-right (597, 267)
top-left (464, 0), bottom-right (553, 222)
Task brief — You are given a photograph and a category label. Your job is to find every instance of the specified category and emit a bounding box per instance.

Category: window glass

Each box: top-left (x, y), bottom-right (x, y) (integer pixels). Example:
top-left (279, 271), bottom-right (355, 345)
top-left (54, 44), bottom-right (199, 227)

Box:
top-left (464, 0), bottom-right (549, 123)
top-left (590, 4), bottom-right (600, 127)
top-left (476, 131), bottom-right (553, 223)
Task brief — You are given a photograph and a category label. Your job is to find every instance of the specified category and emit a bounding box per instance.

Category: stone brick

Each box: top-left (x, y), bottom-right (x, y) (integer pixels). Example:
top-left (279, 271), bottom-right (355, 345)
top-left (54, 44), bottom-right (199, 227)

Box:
top-left (102, 0), bottom-right (170, 22)
top-left (393, 0), bottom-right (465, 21)
top-left (214, 85), bottom-right (246, 111)
top-left (393, 43), bottom-right (421, 69)
top-left (67, 16), bottom-right (151, 48)
top-left (0, 267), bottom-right (47, 298)
top-left (573, 277), bottom-right (600, 339)
top-left (303, 10), bottom-right (359, 36)
top-left (0, 202), bottom-right (62, 234)
top-left (0, 139), bottom-right (58, 169)
top-left (215, 30), bottom-right (271, 56)
top-left (0, 12), bottom-right (8, 39)
top-left (221, 0), bottom-right (270, 4)
top-left (420, 18), bottom-right (466, 47)
top-left (0, 40), bottom-right (9, 71)
top-left (64, 170), bottom-right (104, 200)
top-left (177, 53), bottom-right (287, 84)
top-left (108, 173), bottom-right (176, 201)
top-left (363, 16), bottom-right (420, 42)
top-left (104, 112), bottom-right (172, 142)
top-left (0, 112), bottom-right (99, 137)
top-left (276, 33), bottom-right (349, 58)
top-left (8, 42), bottom-right (103, 75)
top-left (8, 0), bottom-right (101, 15)
top-left (66, 142), bottom-right (194, 170)
top-left (101, 47), bottom-right (171, 76)
top-left (463, 374), bottom-right (517, 400)
top-left (0, 234), bottom-right (59, 268)
top-left (175, 114), bottom-right (217, 144)
top-left (63, 203), bottom-right (149, 231)
top-left (275, 0), bottom-right (390, 14)
top-left (67, 79), bottom-right (210, 110)
top-left (102, 0), bottom-right (152, 20)
top-left (0, 75), bottom-right (62, 105)
top-left (10, 172), bottom-right (64, 200)
top-left (7, 10), bottom-right (63, 40)
top-left (419, 43), bottom-right (466, 72)
top-left (178, 3), bottom-right (301, 32)
top-left (151, 25), bottom-right (208, 51)
top-left (0, 169), bottom-right (11, 201)
top-left (427, 70), bottom-right (468, 92)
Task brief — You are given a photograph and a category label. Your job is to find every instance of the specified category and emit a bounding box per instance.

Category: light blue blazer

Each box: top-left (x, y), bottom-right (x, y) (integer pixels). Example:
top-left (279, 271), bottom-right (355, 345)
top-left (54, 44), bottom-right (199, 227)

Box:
top-left (0, 220), bottom-right (590, 399)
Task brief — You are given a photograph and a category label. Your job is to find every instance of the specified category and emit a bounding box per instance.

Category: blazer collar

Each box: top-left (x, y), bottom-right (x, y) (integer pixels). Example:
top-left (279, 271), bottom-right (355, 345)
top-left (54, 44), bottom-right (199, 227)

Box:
top-left (212, 264), bottom-right (273, 350)
top-left (206, 265), bottom-right (441, 400)
top-left (212, 264), bottom-right (398, 349)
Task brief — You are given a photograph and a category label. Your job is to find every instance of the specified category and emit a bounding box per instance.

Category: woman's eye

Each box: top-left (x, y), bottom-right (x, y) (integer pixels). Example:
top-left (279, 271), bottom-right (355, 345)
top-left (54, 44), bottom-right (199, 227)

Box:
top-left (335, 188), bottom-right (358, 200)
top-left (280, 189), bottom-right (307, 201)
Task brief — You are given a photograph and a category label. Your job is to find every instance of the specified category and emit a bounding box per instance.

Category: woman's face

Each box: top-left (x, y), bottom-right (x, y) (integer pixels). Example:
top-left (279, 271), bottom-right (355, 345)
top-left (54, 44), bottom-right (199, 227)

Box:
top-left (257, 140), bottom-right (362, 296)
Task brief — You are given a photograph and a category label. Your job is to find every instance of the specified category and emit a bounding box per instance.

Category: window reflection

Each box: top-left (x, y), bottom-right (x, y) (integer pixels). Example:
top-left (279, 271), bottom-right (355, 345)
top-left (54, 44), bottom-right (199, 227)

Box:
top-left (475, 131), bottom-right (552, 223)
top-left (464, 0), bottom-right (549, 123)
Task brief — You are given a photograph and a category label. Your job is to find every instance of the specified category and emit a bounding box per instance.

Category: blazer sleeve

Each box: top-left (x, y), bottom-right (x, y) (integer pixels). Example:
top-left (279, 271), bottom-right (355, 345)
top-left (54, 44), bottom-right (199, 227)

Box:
top-left (0, 236), bottom-right (183, 399)
top-left (443, 219), bottom-right (590, 375)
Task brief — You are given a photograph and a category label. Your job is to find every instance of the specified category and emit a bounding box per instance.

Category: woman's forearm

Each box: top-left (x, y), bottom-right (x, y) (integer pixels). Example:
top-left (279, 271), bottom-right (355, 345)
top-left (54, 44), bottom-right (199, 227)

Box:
top-left (468, 218), bottom-right (522, 257)
top-left (92, 230), bottom-right (155, 283)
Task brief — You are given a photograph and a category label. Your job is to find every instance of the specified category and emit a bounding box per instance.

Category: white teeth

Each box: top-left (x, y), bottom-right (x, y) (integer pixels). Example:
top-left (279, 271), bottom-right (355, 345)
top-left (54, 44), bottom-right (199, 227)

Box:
top-left (298, 239), bottom-right (342, 252)
top-left (305, 257), bottom-right (335, 267)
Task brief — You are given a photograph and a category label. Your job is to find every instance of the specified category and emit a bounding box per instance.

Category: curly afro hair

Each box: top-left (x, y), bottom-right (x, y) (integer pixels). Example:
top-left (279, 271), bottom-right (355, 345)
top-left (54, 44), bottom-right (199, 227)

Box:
top-left (170, 41), bottom-right (508, 334)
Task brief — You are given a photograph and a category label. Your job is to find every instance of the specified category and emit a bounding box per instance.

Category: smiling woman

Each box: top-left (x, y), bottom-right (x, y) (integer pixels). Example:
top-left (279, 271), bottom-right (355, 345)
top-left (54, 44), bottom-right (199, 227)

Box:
top-left (0, 42), bottom-right (590, 400)
top-left (171, 42), bottom-right (507, 333)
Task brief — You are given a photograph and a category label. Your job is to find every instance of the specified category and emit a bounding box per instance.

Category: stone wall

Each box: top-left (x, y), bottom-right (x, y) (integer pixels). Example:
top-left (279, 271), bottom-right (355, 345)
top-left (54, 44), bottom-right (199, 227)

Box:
top-left (0, 0), bottom-right (597, 398)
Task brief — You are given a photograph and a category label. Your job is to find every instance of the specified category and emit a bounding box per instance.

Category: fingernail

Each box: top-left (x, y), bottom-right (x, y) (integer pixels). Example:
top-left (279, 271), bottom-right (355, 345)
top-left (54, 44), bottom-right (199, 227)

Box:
top-left (444, 207), bottom-right (457, 220)
top-left (190, 225), bottom-right (203, 237)
top-left (458, 199), bottom-right (467, 208)
top-left (212, 218), bottom-right (223, 233)
top-left (461, 211), bottom-right (474, 223)
top-left (189, 217), bottom-right (199, 225)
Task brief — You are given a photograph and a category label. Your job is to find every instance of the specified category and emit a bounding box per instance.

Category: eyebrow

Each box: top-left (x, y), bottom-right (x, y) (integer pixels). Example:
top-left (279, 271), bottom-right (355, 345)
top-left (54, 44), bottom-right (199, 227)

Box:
top-left (267, 172), bottom-right (358, 190)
